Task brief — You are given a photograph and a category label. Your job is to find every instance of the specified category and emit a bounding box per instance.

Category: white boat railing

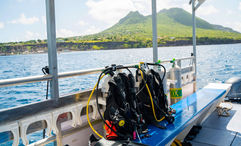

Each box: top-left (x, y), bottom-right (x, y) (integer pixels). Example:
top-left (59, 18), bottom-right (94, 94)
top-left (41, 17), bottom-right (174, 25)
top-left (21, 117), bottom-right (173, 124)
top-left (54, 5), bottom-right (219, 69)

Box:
top-left (0, 57), bottom-right (194, 88)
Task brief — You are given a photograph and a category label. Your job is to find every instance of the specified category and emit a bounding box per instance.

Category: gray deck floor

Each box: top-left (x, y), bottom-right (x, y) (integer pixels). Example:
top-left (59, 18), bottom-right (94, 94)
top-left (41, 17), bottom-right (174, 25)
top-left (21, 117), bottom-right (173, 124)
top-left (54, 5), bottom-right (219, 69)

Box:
top-left (191, 103), bottom-right (241, 146)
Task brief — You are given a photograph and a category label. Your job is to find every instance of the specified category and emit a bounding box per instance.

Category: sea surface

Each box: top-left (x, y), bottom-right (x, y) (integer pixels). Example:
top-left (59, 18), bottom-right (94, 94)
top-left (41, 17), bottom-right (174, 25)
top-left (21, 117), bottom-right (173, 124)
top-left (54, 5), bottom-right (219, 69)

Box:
top-left (0, 43), bottom-right (241, 144)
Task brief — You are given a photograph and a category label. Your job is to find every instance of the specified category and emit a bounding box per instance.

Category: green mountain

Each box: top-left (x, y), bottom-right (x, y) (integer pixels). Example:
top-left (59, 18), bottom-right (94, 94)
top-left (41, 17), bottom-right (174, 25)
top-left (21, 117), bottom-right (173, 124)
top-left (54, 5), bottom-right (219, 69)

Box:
top-left (77, 8), bottom-right (241, 43)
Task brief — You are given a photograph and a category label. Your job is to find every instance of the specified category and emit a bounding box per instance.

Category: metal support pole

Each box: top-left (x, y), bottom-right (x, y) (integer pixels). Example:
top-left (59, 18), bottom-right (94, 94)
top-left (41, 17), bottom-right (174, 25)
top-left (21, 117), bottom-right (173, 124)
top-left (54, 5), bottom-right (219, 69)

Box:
top-left (152, 0), bottom-right (158, 63)
top-left (192, 0), bottom-right (197, 91)
top-left (45, 0), bottom-right (59, 102)
top-left (46, 1), bottom-right (61, 145)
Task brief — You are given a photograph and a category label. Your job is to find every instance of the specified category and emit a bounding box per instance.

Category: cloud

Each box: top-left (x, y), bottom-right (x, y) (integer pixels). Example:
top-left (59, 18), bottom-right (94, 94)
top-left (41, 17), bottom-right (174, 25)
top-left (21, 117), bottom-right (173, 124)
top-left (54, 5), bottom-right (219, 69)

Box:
top-left (86, 0), bottom-right (136, 25)
top-left (197, 5), bottom-right (219, 16)
top-left (9, 13), bottom-right (39, 25)
top-left (0, 22), bottom-right (4, 29)
top-left (182, 4), bottom-right (220, 16)
top-left (224, 22), bottom-right (241, 33)
top-left (57, 28), bottom-right (79, 38)
top-left (86, 0), bottom-right (180, 25)
top-left (227, 10), bottom-right (234, 15)
top-left (24, 31), bottom-right (41, 40)
top-left (83, 26), bottom-right (102, 35)
top-left (56, 25), bottom-right (102, 38)
top-left (181, 3), bottom-right (191, 13)
top-left (41, 16), bottom-right (46, 25)
top-left (239, 2), bottom-right (241, 10)
top-left (231, 22), bottom-right (241, 33)
top-left (78, 20), bottom-right (87, 27)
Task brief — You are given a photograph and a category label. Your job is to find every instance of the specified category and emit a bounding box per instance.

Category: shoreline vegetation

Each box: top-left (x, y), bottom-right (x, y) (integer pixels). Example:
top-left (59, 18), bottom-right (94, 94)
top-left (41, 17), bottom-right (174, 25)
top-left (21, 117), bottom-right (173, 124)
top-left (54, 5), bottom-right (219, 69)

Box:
top-left (1, 8), bottom-right (241, 56)
top-left (0, 39), bottom-right (241, 56)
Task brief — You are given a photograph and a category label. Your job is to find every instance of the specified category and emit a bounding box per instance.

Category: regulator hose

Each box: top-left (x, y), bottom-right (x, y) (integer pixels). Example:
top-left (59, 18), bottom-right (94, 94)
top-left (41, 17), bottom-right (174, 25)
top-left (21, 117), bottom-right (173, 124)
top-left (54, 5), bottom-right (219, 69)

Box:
top-left (41, 66), bottom-right (50, 139)
top-left (86, 74), bottom-right (105, 138)
top-left (146, 63), bottom-right (166, 81)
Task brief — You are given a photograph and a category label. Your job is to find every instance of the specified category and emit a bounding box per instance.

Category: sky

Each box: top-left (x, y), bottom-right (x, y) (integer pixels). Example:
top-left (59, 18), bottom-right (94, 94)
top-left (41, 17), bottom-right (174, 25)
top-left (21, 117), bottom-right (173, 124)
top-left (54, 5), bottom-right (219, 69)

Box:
top-left (0, 0), bottom-right (241, 43)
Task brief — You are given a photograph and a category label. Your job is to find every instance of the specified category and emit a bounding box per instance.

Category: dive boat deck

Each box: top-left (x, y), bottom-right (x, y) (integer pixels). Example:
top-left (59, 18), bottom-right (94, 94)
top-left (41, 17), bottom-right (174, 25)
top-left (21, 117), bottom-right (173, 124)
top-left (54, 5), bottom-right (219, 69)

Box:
top-left (191, 103), bottom-right (241, 146)
top-left (135, 83), bottom-right (231, 146)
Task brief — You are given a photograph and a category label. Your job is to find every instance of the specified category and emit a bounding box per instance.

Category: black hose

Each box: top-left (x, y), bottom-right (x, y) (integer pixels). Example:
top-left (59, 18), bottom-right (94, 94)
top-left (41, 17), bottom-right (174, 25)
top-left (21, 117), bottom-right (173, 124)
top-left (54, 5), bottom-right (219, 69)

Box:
top-left (43, 80), bottom-right (49, 139)
top-left (42, 66), bottom-right (49, 139)
top-left (146, 63), bottom-right (166, 81)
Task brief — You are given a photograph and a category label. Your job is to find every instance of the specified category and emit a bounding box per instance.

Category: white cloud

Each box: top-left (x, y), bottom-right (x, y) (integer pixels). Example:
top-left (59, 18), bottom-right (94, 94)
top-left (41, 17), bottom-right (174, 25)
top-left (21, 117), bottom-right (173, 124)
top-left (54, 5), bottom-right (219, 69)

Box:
top-left (57, 28), bottom-right (79, 38)
top-left (0, 22), bottom-right (4, 29)
top-left (86, 0), bottom-right (136, 25)
top-left (83, 26), bottom-right (102, 35)
top-left (239, 2), bottom-right (241, 10)
top-left (181, 3), bottom-right (191, 13)
top-left (227, 10), bottom-right (234, 15)
top-left (41, 16), bottom-right (46, 25)
top-left (24, 31), bottom-right (41, 40)
top-left (86, 0), bottom-right (180, 25)
top-left (182, 4), bottom-right (220, 16)
top-left (231, 22), bottom-right (241, 33)
top-left (78, 20), bottom-right (87, 27)
top-left (197, 5), bottom-right (219, 16)
top-left (9, 13), bottom-right (39, 25)
top-left (56, 26), bottom-right (102, 38)
top-left (224, 22), bottom-right (241, 33)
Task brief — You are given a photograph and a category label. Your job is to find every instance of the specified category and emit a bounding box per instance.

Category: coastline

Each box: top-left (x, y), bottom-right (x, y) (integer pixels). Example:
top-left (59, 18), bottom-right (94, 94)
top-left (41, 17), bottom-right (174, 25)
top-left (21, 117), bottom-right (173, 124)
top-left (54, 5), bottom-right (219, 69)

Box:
top-left (0, 40), bottom-right (241, 56)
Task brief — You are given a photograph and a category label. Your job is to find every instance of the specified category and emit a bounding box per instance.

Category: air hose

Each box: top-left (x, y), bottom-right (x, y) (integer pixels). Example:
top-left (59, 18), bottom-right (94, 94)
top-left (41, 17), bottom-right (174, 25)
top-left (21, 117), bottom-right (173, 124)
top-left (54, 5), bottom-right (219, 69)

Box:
top-left (86, 74), bottom-right (105, 138)
top-left (42, 66), bottom-right (50, 139)
top-left (138, 62), bottom-right (165, 122)
top-left (171, 139), bottom-right (182, 146)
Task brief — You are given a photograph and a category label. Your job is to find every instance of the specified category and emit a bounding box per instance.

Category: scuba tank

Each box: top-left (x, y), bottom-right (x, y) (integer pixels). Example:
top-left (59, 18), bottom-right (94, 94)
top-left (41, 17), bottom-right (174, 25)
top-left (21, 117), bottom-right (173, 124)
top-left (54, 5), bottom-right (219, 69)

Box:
top-left (136, 63), bottom-right (175, 127)
top-left (169, 59), bottom-right (182, 105)
top-left (156, 63), bottom-right (168, 101)
top-left (101, 75), bottom-right (112, 94)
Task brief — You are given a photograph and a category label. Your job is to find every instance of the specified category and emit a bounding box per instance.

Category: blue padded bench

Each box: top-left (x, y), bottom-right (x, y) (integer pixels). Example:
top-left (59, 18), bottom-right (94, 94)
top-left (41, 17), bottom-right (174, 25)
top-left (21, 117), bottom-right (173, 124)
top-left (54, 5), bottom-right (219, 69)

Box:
top-left (137, 83), bottom-right (231, 146)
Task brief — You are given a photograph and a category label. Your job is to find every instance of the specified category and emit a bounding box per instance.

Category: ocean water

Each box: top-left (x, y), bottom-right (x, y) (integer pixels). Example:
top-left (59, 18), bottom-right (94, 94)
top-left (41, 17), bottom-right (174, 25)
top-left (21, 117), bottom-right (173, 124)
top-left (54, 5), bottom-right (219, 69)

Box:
top-left (0, 43), bottom-right (241, 144)
top-left (0, 43), bottom-right (241, 109)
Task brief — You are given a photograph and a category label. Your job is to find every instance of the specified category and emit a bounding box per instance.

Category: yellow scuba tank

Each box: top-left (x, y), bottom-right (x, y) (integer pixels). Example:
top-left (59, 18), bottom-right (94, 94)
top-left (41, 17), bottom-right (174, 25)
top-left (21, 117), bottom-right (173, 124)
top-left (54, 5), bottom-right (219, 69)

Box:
top-left (169, 58), bottom-right (182, 105)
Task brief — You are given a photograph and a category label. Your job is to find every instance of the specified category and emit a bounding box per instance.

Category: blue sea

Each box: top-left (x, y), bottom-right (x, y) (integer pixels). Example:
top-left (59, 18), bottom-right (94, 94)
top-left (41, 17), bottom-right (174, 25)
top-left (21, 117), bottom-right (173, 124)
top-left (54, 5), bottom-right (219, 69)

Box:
top-left (0, 43), bottom-right (241, 144)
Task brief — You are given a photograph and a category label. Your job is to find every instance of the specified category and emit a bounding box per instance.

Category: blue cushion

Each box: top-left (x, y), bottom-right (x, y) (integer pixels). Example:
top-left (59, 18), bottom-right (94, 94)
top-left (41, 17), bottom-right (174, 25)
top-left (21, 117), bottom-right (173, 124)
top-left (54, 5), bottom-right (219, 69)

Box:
top-left (136, 88), bottom-right (226, 146)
